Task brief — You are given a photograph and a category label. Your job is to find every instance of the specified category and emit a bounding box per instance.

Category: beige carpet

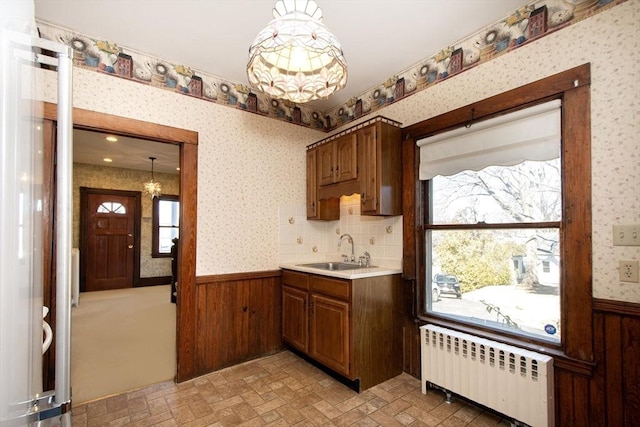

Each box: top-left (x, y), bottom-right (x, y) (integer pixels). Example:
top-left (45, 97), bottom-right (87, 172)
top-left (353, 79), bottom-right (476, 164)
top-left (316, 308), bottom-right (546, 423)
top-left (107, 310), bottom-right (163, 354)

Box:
top-left (71, 285), bottom-right (176, 404)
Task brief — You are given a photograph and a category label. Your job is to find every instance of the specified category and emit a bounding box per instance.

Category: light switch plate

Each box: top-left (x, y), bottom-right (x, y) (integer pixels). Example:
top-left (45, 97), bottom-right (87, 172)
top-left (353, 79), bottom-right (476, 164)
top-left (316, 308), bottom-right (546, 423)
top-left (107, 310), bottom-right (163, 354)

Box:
top-left (613, 224), bottom-right (640, 246)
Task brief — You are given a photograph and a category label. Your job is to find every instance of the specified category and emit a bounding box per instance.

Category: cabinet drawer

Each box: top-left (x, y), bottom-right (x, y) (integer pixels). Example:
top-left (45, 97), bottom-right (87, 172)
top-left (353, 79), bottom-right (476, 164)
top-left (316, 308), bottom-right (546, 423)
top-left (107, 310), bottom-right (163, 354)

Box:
top-left (311, 275), bottom-right (350, 300)
top-left (282, 270), bottom-right (309, 291)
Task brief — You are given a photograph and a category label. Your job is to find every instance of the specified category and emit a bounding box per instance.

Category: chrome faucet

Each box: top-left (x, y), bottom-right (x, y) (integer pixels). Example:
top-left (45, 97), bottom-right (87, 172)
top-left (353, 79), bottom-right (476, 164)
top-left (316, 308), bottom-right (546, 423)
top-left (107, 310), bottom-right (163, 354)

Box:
top-left (338, 233), bottom-right (355, 262)
top-left (363, 251), bottom-right (371, 267)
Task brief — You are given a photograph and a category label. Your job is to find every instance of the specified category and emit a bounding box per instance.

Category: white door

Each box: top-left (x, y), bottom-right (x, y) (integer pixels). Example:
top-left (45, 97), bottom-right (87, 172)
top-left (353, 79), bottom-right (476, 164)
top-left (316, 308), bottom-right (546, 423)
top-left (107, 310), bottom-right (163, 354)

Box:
top-left (1, 1), bottom-right (73, 425)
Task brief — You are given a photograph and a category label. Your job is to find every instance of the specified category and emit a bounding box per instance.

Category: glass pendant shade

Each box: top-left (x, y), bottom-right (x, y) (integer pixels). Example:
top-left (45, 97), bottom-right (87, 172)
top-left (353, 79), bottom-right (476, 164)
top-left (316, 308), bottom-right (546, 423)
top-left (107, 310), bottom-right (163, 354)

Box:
top-left (144, 156), bottom-right (161, 199)
top-left (247, 0), bottom-right (347, 104)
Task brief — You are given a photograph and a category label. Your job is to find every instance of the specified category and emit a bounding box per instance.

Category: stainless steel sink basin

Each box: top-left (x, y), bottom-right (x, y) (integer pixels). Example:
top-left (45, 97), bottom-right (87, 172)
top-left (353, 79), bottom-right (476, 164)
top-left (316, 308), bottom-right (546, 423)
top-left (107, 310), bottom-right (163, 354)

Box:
top-left (297, 262), bottom-right (376, 271)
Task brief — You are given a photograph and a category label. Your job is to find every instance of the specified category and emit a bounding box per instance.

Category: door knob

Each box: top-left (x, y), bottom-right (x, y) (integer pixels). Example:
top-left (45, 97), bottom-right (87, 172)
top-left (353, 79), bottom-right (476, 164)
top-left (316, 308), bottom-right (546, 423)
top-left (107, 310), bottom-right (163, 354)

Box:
top-left (128, 244), bottom-right (133, 249)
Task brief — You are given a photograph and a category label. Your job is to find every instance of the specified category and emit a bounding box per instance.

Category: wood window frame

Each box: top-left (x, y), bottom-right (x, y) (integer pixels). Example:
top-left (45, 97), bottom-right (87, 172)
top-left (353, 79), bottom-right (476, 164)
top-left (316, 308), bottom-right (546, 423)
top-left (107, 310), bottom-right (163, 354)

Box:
top-left (152, 194), bottom-right (179, 258)
top-left (402, 64), bottom-right (594, 374)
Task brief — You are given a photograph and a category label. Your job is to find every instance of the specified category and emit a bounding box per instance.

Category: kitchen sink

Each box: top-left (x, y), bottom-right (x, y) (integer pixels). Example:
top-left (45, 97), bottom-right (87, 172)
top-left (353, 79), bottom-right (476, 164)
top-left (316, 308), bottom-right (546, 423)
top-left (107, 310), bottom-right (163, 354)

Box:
top-left (297, 262), bottom-right (376, 271)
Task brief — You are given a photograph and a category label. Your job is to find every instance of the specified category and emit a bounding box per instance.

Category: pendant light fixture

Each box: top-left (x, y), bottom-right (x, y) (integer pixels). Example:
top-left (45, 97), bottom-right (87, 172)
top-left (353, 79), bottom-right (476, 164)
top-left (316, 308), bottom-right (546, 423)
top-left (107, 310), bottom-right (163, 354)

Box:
top-left (247, 0), bottom-right (347, 104)
top-left (143, 156), bottom-right (161, 199)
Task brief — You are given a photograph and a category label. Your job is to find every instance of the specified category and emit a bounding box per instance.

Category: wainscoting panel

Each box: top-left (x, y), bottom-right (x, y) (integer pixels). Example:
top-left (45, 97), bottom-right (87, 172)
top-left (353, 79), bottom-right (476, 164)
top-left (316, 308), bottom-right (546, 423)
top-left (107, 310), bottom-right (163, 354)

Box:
top-left (592, 299), bottom-right (640, 427)
top-left (194, 271), bottom-right (283, 377)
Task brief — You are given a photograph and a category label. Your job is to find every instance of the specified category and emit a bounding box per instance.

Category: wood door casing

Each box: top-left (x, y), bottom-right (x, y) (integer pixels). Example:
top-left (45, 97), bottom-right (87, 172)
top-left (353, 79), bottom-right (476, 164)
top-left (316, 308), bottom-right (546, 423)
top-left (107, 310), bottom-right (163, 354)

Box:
top-left (43, 102), bottom-right (196, 382)
top-left (81, 188), bottom-right (141, 291)
top-left (42, 118), bottom-right (57, 391)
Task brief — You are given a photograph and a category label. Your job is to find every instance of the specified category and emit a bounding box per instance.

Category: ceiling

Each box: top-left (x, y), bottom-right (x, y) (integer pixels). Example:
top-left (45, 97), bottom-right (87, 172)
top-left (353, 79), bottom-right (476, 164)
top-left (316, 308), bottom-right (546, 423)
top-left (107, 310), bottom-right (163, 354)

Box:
top-left (34, 0), bottom-right (531, 172)
top-left (73, 129), bottom-right (179, 175)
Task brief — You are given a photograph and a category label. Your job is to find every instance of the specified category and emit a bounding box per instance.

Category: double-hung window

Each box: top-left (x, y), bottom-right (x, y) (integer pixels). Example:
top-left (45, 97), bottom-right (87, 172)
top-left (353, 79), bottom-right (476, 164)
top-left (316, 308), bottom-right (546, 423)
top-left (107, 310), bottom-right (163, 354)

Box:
top-left (418, 100), bottom-right (562, 343)
top-left (152, 195), bottom-right (179, 257)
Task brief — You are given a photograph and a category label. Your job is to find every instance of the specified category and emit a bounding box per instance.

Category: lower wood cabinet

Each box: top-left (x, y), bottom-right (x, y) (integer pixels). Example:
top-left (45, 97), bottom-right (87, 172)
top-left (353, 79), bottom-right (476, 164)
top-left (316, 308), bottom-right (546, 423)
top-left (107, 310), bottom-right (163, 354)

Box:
top-left (282, 269), bottom-right (402, 391)
top-left (282, 284), bottom-right (309, 353)
top-left (310, 291), bottom-right (351, 376)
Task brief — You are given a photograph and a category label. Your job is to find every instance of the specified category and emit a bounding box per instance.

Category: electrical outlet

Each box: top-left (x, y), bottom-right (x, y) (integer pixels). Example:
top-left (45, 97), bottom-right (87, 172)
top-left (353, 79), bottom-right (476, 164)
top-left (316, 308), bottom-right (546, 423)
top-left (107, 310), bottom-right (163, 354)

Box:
top-left (613, 224), bottom-right (640, 246)
top-left (619, 260), bottom-right (639, 283)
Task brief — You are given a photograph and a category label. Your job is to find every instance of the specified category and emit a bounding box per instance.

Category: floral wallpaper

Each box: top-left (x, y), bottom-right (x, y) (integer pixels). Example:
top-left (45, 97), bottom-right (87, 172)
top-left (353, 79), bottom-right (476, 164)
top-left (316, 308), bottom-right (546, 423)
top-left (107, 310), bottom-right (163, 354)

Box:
top-left (377, 0), bottom-right (639, 302)
top-left (73, 163), bottom-right (180, 278)
top-left (36, 0), bottom-right (626, 132)
top-left (325, 0), bottom-right (627, 127)
top-left (34, 0), bottom-right (639, 304)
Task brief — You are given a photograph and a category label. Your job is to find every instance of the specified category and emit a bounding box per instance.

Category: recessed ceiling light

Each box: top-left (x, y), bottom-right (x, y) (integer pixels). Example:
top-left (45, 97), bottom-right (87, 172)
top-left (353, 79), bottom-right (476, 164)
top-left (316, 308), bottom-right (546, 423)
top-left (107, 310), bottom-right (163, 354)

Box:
top-left (103, 158), bottom-right (113, 163)
top-left (106, 136), bottom-right (118, 142)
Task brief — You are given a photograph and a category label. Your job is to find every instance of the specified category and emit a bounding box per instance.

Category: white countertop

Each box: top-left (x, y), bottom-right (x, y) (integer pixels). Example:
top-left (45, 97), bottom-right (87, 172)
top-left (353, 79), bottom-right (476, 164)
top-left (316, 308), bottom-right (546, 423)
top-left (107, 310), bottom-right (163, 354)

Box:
top-left (279, 262), bottom-right (402, 280)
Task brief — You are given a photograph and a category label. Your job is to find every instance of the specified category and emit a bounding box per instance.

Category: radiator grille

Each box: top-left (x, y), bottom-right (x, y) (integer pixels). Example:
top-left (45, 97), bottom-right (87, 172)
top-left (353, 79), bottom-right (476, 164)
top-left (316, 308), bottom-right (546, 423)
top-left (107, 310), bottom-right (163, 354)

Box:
top-left (420, 324), bottom-right (554, 427)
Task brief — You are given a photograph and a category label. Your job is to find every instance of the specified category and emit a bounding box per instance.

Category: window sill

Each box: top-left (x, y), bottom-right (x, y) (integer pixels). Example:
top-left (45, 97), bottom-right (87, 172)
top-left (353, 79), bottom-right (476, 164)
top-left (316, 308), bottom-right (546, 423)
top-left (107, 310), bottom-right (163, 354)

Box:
top-left (416, 315), bottom-right (595, 377)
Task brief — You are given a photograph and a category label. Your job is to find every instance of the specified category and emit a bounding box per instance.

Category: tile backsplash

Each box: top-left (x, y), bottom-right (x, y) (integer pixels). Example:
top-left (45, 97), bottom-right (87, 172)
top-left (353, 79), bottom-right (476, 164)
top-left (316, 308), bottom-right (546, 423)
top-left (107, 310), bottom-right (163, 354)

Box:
top-left (279, 194), bottom-right (403, 268)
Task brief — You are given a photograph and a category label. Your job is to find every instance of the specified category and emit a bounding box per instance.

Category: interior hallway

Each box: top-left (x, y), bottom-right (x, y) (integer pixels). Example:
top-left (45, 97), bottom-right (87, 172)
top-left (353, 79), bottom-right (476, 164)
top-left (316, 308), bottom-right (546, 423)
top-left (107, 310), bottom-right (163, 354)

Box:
top-left (71, 351), bottom-right (508, 426)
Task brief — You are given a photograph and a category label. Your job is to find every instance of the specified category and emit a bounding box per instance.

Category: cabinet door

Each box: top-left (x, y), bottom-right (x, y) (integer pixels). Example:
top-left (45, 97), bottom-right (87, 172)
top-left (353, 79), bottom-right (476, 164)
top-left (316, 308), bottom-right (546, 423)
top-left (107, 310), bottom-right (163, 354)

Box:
top-left (306, 149), bottom-right (318, 218)
top-left (282, 285), bottom-right (309, 353)
top-left (359, 125), bottom-right (378, 213)
top-left (335, 133), bottom-right (358, 183)
top-left (309, 293), bottom-right (350, 376)
top-left (318, 143), bottom-right (336, 186)
top-left (307, 148), bottom-right (340, 220)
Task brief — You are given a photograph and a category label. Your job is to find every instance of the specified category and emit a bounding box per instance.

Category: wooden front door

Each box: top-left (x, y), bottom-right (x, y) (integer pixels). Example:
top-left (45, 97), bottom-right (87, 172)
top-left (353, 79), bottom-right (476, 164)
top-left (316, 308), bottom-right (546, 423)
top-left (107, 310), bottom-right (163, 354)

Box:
top-left (81, 188), bottom-right (141, 292)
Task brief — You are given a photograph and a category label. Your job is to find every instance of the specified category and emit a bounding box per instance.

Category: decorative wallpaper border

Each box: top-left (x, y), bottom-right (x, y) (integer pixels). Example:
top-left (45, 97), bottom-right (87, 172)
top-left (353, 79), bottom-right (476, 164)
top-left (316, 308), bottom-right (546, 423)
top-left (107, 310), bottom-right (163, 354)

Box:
top-left (36, 0), bottom-right (625, 132)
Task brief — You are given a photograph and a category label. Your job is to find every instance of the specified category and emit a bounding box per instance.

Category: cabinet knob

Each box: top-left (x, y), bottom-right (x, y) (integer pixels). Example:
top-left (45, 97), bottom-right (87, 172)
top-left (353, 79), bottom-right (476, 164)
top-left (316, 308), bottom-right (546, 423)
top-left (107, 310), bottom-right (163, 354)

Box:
top-left (128, 244), bottom-right (133, 249)
top-left (361, 192), bottom-right (366, 203)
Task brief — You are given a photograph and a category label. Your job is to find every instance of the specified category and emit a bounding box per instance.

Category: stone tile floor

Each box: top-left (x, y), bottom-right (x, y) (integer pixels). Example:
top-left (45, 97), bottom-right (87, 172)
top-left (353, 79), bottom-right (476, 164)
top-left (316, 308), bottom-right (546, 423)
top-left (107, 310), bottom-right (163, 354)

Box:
top-left (71, 351), bottom-right (509, 426)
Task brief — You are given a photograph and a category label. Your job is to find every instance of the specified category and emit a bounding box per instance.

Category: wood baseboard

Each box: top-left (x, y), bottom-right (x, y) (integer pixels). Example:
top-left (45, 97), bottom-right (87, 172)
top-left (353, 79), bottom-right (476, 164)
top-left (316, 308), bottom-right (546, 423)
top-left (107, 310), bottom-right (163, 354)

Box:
top-left (138, 276), bottom-right (172, 287)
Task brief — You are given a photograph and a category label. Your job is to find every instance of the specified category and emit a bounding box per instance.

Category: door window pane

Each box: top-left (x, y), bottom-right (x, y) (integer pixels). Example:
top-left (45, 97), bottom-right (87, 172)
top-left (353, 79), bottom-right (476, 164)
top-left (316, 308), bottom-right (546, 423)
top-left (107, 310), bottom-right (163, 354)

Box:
top-left (97, 202), bottom-right (126, 214)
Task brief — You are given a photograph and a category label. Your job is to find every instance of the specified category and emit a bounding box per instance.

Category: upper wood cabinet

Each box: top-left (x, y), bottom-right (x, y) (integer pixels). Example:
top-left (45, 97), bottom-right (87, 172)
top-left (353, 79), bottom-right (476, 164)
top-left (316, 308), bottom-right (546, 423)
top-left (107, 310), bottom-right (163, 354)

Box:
top-left (307, 116), bottom-right (402, 220)
top-left (358, 121), bottom-right (402, 216)
top-left (306, 149), bottom-right (318, 219)
top-left (318, 133), bottom-right (358, 186)
top-left (307, 147), bottom-right (340, 220)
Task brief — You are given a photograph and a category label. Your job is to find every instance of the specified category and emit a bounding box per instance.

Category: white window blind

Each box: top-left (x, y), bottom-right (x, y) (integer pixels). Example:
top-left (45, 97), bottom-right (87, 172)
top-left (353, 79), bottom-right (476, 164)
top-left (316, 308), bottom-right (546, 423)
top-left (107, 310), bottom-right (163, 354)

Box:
top-left (417, 100), bottom-right (561, 180)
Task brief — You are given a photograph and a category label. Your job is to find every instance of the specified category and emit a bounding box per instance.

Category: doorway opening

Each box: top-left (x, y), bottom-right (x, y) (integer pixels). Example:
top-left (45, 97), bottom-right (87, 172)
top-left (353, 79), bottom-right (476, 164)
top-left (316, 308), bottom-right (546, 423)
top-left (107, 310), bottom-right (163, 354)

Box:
top-left (42, 103), bottom-right (198, 398)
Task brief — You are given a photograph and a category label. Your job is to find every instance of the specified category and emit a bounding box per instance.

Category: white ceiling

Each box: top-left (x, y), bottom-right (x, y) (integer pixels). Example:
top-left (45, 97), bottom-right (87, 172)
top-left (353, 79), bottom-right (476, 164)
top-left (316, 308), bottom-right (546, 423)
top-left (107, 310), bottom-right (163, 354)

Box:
top-left (34, 0), bottom-right (531, 172)
top-left (73, 129), bottom-right (179, 175)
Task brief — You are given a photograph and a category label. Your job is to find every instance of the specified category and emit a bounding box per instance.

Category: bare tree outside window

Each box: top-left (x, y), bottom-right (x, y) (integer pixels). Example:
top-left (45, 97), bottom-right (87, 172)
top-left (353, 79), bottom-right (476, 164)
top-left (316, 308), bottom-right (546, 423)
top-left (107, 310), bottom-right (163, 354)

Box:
top-left (427, 159), bottom-right (561, 342)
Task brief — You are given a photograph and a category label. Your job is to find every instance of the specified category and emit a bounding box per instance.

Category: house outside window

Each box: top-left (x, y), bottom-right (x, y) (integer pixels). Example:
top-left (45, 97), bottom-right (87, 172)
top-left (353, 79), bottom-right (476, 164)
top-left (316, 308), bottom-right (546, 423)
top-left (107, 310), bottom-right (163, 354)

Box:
top-left (152, 195), bottom-right (179, 257)
top-left (426, 160), bottom-right (561, 342)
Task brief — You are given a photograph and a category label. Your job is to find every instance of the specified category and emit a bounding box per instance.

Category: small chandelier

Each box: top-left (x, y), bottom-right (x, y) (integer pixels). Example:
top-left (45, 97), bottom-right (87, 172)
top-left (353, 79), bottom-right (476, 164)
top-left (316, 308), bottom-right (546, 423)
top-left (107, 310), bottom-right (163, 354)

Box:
top-left (247, 0), bottom-right (347, 104)
top-left (143, 156), bottom-right (161, 199)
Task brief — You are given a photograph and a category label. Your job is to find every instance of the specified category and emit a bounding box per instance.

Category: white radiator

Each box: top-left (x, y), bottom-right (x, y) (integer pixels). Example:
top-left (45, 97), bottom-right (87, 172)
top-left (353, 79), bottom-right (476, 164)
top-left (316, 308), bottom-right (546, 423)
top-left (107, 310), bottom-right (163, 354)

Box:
top-left (420, 324), bottom-right (554, 427)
